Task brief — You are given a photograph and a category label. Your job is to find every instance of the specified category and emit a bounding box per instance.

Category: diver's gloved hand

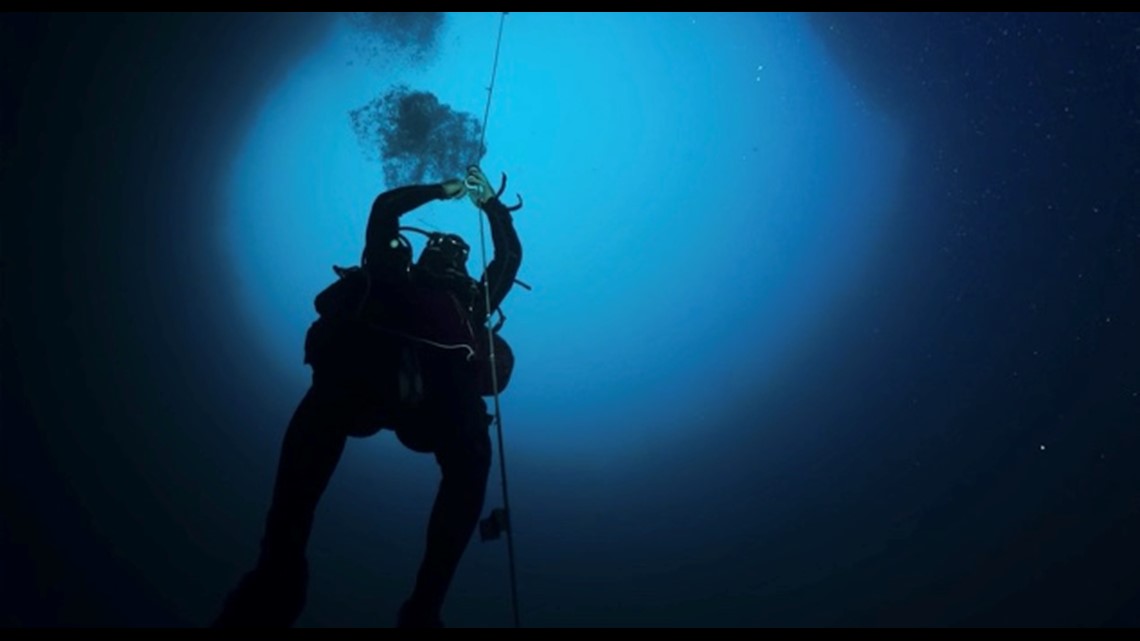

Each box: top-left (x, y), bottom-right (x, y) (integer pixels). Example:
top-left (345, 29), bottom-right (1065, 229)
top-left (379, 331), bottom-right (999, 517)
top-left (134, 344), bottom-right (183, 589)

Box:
top-left (440, 178), bottom-right (467, 200)
top-left (464, 165), bottom-right (496, 206)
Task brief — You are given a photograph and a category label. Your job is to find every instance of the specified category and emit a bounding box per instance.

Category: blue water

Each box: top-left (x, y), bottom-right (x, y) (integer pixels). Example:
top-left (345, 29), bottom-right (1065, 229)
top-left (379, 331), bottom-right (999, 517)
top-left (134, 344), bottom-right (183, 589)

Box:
top-left (224, 12), bottom-right (903, 625)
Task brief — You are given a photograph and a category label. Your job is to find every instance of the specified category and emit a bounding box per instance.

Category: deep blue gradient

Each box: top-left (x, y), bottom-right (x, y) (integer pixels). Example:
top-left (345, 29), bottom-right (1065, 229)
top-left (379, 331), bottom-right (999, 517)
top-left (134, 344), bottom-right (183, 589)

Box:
top-left (227, 12), bottom-right (902, 456)
top-left (3, 12), bottom-right (1139, 628)
top-left (224, 14), bottom-right (900, 625)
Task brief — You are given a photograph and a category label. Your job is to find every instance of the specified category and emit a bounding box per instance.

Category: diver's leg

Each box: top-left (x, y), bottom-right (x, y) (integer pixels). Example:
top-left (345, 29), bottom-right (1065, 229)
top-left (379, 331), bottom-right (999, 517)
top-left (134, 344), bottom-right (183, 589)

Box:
top-left (260, 383), bottom-right (354, 561)
top-left (400, 401), bottom-right (492, 627)
top-left (213, 383), bottom-right (352, 627)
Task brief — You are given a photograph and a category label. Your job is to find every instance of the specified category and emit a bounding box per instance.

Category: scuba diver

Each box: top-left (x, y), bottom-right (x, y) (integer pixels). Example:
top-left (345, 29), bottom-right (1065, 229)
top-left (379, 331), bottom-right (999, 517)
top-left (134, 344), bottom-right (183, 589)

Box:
top-left (213, 165), bottom-right (524, 628)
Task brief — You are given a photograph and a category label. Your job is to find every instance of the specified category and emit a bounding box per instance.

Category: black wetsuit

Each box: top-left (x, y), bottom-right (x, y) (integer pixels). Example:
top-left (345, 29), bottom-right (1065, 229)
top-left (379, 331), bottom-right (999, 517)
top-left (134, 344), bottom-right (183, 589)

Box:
top-left (213, 183), bottom-right (522, 628)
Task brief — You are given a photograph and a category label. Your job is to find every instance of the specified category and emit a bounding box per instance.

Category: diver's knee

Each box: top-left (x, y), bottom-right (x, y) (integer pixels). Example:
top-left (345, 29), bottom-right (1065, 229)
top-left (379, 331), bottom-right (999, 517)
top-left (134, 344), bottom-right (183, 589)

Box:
top-left (437, 434), bottom-right (491, 483)
top-left (471, 442), bottom-right (492, 479)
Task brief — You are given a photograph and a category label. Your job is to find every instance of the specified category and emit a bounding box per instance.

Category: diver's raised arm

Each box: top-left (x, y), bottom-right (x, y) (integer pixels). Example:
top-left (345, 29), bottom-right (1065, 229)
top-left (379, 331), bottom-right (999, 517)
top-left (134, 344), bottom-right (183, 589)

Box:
top-left (465, 166), bottom-right (523, 320)
top-left (362, 179), bottom-right (466, 272)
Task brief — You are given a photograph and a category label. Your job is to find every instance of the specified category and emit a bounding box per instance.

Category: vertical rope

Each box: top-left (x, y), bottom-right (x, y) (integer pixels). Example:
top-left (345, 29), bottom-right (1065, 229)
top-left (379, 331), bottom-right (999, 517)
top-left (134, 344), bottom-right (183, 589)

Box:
top-left (477, 13), bottom-right (507, 163)
top-left (471, 12), bottom-right (520, 629)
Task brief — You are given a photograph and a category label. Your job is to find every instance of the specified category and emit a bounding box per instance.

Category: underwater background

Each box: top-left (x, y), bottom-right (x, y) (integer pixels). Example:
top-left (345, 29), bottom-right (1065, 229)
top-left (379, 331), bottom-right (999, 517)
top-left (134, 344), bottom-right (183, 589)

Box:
top-left (3, 12), bottom-right (1138, 627)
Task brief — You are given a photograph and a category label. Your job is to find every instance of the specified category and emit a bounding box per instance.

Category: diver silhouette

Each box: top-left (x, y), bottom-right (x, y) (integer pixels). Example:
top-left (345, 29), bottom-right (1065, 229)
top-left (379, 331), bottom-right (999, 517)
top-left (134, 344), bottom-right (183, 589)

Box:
top-left (213, 165), bottom-right (523, 628)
